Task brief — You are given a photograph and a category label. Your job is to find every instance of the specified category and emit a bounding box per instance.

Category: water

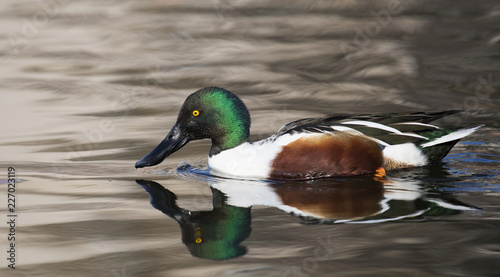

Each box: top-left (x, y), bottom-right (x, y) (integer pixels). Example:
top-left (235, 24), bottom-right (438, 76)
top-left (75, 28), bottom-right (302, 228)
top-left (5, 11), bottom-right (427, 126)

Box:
top-left (1, 0), bottom-right (500, 276)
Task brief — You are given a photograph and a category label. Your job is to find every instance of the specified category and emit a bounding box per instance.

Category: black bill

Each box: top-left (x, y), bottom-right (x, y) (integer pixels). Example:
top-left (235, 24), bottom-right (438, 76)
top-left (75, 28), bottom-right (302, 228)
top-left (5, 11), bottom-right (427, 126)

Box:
top-left (135, 123), bottom-right (190, 168)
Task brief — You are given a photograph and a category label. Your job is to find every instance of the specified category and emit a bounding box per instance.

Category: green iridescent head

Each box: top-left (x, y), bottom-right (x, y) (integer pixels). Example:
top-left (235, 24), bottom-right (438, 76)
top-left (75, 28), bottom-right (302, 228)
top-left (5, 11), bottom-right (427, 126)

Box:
top-left (136, 87), bottom-right (251, 168)
top-left (181, 87), bottom-right (251, 153)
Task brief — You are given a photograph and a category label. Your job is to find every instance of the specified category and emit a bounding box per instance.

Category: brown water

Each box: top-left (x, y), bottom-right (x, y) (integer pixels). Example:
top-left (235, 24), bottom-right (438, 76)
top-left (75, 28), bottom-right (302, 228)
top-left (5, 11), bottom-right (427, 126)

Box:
top-left (1, 0), bottom-right (500, 276)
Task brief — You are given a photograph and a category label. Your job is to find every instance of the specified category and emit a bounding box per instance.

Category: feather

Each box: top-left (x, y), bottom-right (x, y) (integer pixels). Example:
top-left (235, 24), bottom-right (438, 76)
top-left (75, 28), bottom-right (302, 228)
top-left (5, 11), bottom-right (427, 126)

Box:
top-left (421, 125), bottom-right (484, 148)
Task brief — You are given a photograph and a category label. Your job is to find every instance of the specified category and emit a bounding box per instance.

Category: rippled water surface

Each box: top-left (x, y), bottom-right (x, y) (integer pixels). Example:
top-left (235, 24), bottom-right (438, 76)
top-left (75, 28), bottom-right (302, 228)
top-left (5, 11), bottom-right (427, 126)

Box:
top-left (1, 0), bottom-right (500, 276)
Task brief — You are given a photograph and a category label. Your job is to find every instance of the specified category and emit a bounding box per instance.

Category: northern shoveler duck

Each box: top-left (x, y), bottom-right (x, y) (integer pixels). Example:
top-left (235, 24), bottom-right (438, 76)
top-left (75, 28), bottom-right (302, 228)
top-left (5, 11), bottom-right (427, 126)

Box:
top-left (135, 87), bottom-right (482, 180)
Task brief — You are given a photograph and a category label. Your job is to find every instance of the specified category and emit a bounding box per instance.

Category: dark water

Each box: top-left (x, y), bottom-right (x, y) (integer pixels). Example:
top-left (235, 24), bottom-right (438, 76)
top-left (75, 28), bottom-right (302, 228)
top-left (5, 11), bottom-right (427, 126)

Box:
top-left (1, 0), bottom-right (500, 276)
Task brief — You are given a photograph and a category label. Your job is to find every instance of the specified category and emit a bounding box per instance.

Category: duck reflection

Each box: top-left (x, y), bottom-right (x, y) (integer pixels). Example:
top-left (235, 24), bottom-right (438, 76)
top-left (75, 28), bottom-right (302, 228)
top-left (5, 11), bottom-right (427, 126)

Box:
top-left (136, 179), bottom-right (250, 260)
top-left (136, 171), bottom-right (478, 260)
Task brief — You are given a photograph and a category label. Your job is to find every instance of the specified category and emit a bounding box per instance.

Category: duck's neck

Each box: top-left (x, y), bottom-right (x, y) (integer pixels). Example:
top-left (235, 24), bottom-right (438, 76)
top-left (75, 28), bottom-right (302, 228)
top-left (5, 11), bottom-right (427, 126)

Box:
top-left (210, 124), bottom-right (250, 156)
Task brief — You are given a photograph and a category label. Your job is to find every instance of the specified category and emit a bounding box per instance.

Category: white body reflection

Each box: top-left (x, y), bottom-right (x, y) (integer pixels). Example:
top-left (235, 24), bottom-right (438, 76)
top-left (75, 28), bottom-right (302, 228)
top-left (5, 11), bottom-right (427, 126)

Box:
top-left (210, 177), bottom-right (478, 223)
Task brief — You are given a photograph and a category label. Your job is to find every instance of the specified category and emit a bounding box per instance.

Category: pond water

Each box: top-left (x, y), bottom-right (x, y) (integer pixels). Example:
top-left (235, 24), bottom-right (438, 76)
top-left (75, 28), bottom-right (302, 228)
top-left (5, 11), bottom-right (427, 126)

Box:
top-left (1, 0), bottom-right (500, 276)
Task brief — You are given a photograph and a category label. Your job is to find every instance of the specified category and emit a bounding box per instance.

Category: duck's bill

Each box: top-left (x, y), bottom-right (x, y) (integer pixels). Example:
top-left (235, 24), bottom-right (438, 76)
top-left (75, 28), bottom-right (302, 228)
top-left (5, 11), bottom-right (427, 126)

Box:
top-left (135, 123), bottom-right (190, 168)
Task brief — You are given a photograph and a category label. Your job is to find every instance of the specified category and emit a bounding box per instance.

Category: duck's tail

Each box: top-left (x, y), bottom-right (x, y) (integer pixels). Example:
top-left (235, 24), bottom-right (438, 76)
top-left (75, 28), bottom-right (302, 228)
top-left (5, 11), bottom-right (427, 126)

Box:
top-left (418, 125), bottom-right (484, 163)
top-left (382, 125), bottom-right (483, 170)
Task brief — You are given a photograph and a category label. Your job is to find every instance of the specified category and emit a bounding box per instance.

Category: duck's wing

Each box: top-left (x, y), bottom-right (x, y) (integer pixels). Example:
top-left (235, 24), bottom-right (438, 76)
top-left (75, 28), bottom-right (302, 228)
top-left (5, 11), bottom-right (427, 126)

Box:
top-left (270, 110), bottom-right (462, 146)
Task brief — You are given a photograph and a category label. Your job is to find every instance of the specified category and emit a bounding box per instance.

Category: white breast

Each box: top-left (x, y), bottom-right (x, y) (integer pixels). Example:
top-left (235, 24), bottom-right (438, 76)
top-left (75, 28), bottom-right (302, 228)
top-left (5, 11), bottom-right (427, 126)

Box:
top-left (208, 132), bottom-right (313, 179)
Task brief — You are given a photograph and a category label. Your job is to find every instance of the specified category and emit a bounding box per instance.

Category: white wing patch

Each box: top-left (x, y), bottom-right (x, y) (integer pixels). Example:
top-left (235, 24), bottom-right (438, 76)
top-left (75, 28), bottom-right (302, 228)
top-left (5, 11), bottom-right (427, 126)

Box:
top-left (342, 120), bottom-right (403, 134)
top-left (394, 132), bottom-right (428, 140)
top-left (330, 125), bottom-right (363, 134)
top-left (341, 120), bottom-right (429, 141)
top-left (392, 122), bottom-right (439, 129)
top-left (421, 125), bottom-right (483, 148)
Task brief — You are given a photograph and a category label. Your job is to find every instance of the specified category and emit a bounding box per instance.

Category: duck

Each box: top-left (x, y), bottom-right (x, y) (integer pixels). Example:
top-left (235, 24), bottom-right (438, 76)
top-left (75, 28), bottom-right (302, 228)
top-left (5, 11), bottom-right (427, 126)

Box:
top-left (135, 87), bottom-right (482, 180)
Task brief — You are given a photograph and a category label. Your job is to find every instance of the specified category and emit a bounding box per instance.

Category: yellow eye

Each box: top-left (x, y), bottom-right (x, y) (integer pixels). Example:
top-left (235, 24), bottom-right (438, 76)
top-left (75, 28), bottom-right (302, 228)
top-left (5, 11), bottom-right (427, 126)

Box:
top-left (192, 110), bottom-right (200, 116)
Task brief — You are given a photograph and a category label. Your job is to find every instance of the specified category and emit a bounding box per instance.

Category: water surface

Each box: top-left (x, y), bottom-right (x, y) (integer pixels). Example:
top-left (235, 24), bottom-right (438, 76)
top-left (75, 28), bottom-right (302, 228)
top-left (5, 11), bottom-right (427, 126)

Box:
top-left (1, 0), bottom-right (500, 276)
